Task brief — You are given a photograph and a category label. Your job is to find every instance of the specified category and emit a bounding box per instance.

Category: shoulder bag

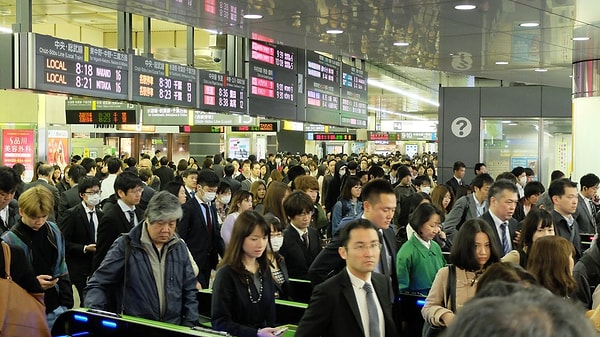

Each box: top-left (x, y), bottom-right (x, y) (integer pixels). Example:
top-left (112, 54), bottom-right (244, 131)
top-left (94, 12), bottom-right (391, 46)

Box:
top-left (0, 241), bottom-right (51, 337)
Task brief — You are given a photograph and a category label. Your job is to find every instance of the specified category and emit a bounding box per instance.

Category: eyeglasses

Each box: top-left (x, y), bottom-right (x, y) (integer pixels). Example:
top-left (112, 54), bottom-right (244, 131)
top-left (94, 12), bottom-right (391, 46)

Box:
top-left (84, 191), bottom-right (102, 196)
top-left (348, 243), bottom-right (382, 252)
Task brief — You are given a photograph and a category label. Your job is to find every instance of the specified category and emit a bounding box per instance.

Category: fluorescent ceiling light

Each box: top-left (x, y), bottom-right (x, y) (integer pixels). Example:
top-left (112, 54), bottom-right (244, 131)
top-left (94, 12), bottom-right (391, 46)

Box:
top-left (393, 42), bottom-right (409, 46)
top-left (368, 79), bottom-right (439, 107)
top-left (519, 22), bottom-right (539, 27)
top-left (495, 61), bottom-right (509, 65)
top-left (454, 4), bottom-right (476, 10)
top-left (368, 106), bottom-right (429, 121)
top-left (204, 29), bottom-right (220, 34)
top-left (0, 26), bottom-right (12, 34)
top-left (534, 68), bottom-right (548, 72)
top-left (326, 29), bottom-right (344, 34)
top-left (243, 14), bottom-right (263, 19)
top-left (573, 37), bottom-right (590, 41)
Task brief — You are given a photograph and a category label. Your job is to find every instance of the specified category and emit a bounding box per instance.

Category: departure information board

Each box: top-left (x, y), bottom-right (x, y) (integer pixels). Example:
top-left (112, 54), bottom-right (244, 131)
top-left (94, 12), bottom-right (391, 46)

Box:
top-left (305, 51), bottom-right (340, 111)
top-left (199, 70), bottom-right (246, 113)
top-left (30, 34), bottom-right (129, 100)
top-left (65, 100), bottom-right (138, 124)
top-left (340, 63), bottom-right (368, 127)
top-left (131, 56), bottom-right (197, 108)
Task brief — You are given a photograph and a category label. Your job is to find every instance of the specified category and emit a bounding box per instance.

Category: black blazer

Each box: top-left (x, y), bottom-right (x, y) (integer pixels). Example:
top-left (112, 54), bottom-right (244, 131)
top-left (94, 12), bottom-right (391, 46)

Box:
top-left (177, 198), bottom-right (226, 287)
top-left (479, 211), bottom-right (519, 254)
top-left (59, 203), bottom-right (103, 281)
top-left (295, 270), bottom-right (398, 337)
top-left (445, 177), bottom-right (461, 196)
top-left (308, 224), bottom-right (399, 298)
top-left (93, 200), bottom-right (143, 271)
top-left (153, 166), bottom-right (174, 190)
top-left (552, 210), bottom-right (582, 260)
top-left (58, 186), bottom-right (82, 224)
top-left (575, 195), bottom-right (597, 234)
top-left (278, 226), bottom-right (322, 279)
top-left (0, 200), bottom-right (20, 234)
top-left (138, 184), bottom-right (156, 213)
top-left (222, 177), bottom-right (241, 194)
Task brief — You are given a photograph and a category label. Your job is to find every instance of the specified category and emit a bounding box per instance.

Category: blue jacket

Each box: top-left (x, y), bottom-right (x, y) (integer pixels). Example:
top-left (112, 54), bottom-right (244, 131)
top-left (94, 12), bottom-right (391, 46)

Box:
top-left (84, 223), bottom-right (199, 326)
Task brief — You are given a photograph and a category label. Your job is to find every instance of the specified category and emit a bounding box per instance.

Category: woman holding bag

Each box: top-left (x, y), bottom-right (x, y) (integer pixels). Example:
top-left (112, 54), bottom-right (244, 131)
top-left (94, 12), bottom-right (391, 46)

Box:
top-left (421, 219), bottom-right (501, 334)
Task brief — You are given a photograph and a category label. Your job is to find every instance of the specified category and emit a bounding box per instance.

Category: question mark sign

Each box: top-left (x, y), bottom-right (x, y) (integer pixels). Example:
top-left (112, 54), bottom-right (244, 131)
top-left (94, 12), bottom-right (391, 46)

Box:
top-left (451, 117), bottom-right (472, 138)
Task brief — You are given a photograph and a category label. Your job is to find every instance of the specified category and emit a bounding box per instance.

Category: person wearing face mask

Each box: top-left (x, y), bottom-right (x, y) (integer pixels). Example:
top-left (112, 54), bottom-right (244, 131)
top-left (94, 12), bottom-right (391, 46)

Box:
top-left (511, 166), bottom-right (527, 199)
top-left (214, 182), bottom-right (232, 225)
top-left (414, 175), bottom-right (432, 195)
top-left (59, 176), bottom-right (104, 307)
top-left (178, 169), bottom-right (226, 289)
top-left (264, 213), bottom-right (289, 300)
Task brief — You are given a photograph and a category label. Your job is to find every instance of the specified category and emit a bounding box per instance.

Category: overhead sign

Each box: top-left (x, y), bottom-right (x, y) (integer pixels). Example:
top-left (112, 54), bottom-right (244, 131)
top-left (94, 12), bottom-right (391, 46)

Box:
top-left (65, 99), bottom-right (138, 124)
top-left (198, 70), bottom-right (247, 113)
top-left (193, 111), bottom-right (257, 126)
top-left (306, 133), bottom-right (356, 141)
top-left (340, 63), bottom-right (368, 128)
top-left (231, 122), bottom-right (278, 132)
top-left (24, 33), bottom-right (129, 100)
top-left (142, 106), bottom-right (189, 125)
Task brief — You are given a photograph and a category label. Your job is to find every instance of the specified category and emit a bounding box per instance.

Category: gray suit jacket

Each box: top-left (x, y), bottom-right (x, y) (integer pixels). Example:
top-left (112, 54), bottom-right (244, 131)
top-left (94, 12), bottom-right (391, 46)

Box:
top-left (575, 195), bottom-right (597, 234)
top-left (443, 194), bottom-right (484, 243)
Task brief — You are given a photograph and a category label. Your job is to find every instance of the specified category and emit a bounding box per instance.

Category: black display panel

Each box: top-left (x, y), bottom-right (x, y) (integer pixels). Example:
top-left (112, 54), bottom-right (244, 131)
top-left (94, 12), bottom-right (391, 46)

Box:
top-left (66, 110), bottom-right (137, 124)
top-left (231, 122), bottom-right (278, 132)
top-left (30, 34), bottom-right (128, 100)
top-left (131, 55), bottom-right (197, 108)
top-left (305, 51), bottom-right (340, 112)
top-left (306, 133), bottom-right (356, 141)
top-left (198, 70), bottom-right (246, 113)
top-left (340, 63), bottom-right (368, 128)
top-left (248, 40), bottom-right (297, 120)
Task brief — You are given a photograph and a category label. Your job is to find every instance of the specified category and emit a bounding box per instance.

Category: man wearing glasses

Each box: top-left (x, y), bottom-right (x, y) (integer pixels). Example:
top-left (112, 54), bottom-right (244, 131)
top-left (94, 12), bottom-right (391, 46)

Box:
top-left (296, 219), bottom-right (398, 337)
top-left (59, 176), bottom-right (104, 306)
top-left (93, 171), bottom-right (144, 271)
top-left (280, 191), bottom-right (323, 280)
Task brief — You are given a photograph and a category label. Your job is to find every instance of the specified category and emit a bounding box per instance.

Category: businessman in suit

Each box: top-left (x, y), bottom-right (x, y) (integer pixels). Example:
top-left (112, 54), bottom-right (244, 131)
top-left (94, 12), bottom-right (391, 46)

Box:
top-left (58, 164), bottom-right (88, 224)
top-left (25, 163), bottom-right (61, 222)
top-left (93, 172), bottom-right (144, 271)
top-left (177, 169), bottom-right (225, 288)
top-left (575, 173), bottom-right (599, 234)
top-left (279, 191), bottom-right (323, 281)
top-left (550, 178), bottom-right (583, 260)
top-left (444, 173), bottom-right (494, 243)
top-left (181, 169), bottom-right (199, 202)
top-left (479, 179), bottom-right (520, 256)
top-left (445, 161), bottom-right (467, 197)
top-left (59, 176), bottom-right (104, 306)
top-left (309, 179), bottom-right (399, 300)
top-left (0, 166), bottom-right (21, 234)
top-left (296, 219), bottom-right (398, 337)
top-left (221, 164), bottom-right (241, 195)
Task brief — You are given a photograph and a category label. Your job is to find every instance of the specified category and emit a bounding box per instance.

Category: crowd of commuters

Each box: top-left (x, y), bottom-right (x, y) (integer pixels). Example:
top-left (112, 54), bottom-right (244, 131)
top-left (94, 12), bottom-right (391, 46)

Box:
top-left (3, 149), bottom-right (600, 337)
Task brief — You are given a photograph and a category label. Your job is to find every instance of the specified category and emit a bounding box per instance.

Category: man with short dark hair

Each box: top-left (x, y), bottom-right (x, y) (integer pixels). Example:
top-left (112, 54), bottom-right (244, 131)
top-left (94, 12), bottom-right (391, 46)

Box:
top-left (58, 164), bottom-right (88, 224)
top-left (296, 219), bottom-right (398, 337)
top-left (474, 163), bottom-right (487, 175)
top-left (576, 173), bottom-right (599, 234)
top-left (235, 159), bottom-right (252, 183)
top-left (178, 169), bottom-right (225, 288)
top-left (221, 164), bottom-right (241, 194)
top-left (80, 157), bottom-right (97, 177)
top-left (181, 169), bottom-right (199, 202)
top-left (446, 161), bottom-right (466, 196)
top-left (93, 172), bottom-right (144, 271)
top-left (153, 156), bottom-right (174, 190)
top-left (151, 149), bottom-right (161, 167)
top-left (241, 161), bottom-right (262, 191)
top-left (549, 178), bottom-right (582, 259)
top-left (479, 179), bottom-right (520, 256)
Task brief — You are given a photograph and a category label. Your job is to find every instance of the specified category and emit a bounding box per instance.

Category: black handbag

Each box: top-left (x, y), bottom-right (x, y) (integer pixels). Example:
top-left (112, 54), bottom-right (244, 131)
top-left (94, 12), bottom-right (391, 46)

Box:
top-left (422, 265), bottom-right (456, 337)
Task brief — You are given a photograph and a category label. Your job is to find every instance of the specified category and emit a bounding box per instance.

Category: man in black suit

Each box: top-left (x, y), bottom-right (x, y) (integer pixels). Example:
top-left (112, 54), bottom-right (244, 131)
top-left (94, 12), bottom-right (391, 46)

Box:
top-left (479, 179), bottom-right (520, 256)
top-left (221, 164), bottom-right (241, 195)
top-left (549, 178), bottom-right (583, 260)
top-left (177, 169), bottom-right (225, 288)
top-left (280, 191), bottom-right (323, 281)
top-left (59, 176), bottom-right (104, 306)
top-left (137, 167), bottom-right (156, 212)
top-left (575, 173), bottom-right (599, 234)
top-left (0, 166), bottom-right (21, 234)
top-left (25, 163), bottom-right (61, 222)
top-left (445, 161), bottom-right (466, 197)
top-left (296, 219), bottom-right (398, 337)
top-left (58, 164), bottom-right (88, 224)
top-left (181, 169), bottom-right (199, 202)
top-left (153, 156), bottom-right (175, 190)
top-left (212, 153), bottom-right (225, 178)
top-left (93, 172), bottom-right (144, 271)
top-left (309, 179), bottom-right (399, 299)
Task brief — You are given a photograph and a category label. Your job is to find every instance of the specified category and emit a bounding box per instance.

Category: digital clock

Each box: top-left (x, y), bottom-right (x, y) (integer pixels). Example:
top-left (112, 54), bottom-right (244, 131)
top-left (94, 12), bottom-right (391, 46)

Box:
top-left (26, 33), bottom-right (129, 100)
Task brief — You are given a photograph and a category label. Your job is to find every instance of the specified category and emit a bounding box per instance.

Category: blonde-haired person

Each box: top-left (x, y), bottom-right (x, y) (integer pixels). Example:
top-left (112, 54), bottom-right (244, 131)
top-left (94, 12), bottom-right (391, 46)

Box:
top-left (1, 185), bottom-right (73, 329)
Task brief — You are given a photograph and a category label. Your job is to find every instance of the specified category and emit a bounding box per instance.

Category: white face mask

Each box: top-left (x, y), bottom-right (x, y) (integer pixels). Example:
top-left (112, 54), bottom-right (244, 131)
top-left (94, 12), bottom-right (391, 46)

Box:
top-left (203, 192), bottom-right (217, 203)
top-left (339, 169), bottom-right (347, 176)
top-left (86, 194), bottom-right (101, 207)
top-left (270, 236), bottom-right (284, 252)
top-left (275, 158), bottom-right (281, 164)
top-left (421, 186), bottom-right (431, 195)
top-left (219, 195), bottom-right (231, 204)
top-left (519, 176), bottom-right (527, 186)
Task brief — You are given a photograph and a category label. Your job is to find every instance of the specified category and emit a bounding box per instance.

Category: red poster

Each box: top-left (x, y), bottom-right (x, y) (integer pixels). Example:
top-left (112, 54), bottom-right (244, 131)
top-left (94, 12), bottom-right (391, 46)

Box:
top-left (47, 130), bottom-right (69, 169)
top-left (2, 129), bottom-right (35, 181)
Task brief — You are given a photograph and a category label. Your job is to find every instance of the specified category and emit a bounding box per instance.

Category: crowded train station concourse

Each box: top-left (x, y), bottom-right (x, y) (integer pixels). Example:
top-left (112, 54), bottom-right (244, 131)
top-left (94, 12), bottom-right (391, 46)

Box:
top-left (0, 0), bottom-right (600, 336)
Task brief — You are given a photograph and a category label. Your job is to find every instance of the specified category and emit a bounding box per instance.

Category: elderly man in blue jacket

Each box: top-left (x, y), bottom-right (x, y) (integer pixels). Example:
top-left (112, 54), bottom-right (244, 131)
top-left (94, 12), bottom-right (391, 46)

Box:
top-left (85, 191), bottom-right (199, 326)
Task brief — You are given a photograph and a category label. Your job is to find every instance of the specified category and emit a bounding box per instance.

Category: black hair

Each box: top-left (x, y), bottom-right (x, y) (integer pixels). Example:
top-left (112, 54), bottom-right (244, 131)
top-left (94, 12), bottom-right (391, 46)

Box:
top-left (181, 168), bottom-right (198, 178)
top-left (524, 181), bottom-right (545, 198)
top-left (360, 178), bottom-right (395, 205)
top-left (450, 218), bottom-right (501, 271)
top-left (471, 173), bottom-right (494, 189)
top-left (224, 164), bottom-right (235, 176)
top-left (114, 171), bottom-right (143, 197)
top-left (413, 175), bottom-right (430, 187)
top-left (453, 161), bottom-right (466, 171)
top-left (474, 162), bottom-right (486, 174)
top-left (548, 178), bottom-right (577, 199)
top-left (580, 173), bottom-right (600, 189)
top-left (196, 169), bottom-right (220, 188)
top-left (368, 165), bottom-right (385, 179)
top-left (283, 190), bottom-right (314, 218)
top-left (107, 157), bottom-right (123, 174)
top-left (78, 176), bottom-right (101, 195)
top-left (67, 164), bottom-right (87, 185)
top-left (217, 181), bottom-right (231, 194)
top-left (511, 166), bottom-right (525, 177)
top-left (495, 172), bottom-right (518, 184)
top-left (80, 157), bottom-right (97, 173)
top-left (524, 168), bottom-right (535, 177)
top-left (164, 180), bottom-right (184, 199)
top-left (0, 166), bottom-right (19, 193)
top-left (488, 179), bottom-right (519, 203)
top-left (339, 218), bottom-right (378, 248)
top-left (409, 203), bottom-right (445, 233)
top-left (550, 170), bottom-right (565, 182)
top-left (519, 208), bottom-right (555, 249)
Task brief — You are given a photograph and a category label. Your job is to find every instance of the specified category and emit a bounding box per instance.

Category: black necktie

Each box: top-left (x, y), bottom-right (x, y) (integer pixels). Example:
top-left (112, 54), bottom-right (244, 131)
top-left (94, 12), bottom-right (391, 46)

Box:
top-left (302, 232), bottom-right (309, 248)
top-left (378, 230), bottom-right (390, 277)
top-left (127, 210), bottom-right (135, 229)
top-left (500, 222), bottom-right (510, 255)
top-left (89, 211), bottom-right (95, 241)
top-left (201, 203), bottom-right (213, 235)
top-left (0, 217), bottom-right (6, 232)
